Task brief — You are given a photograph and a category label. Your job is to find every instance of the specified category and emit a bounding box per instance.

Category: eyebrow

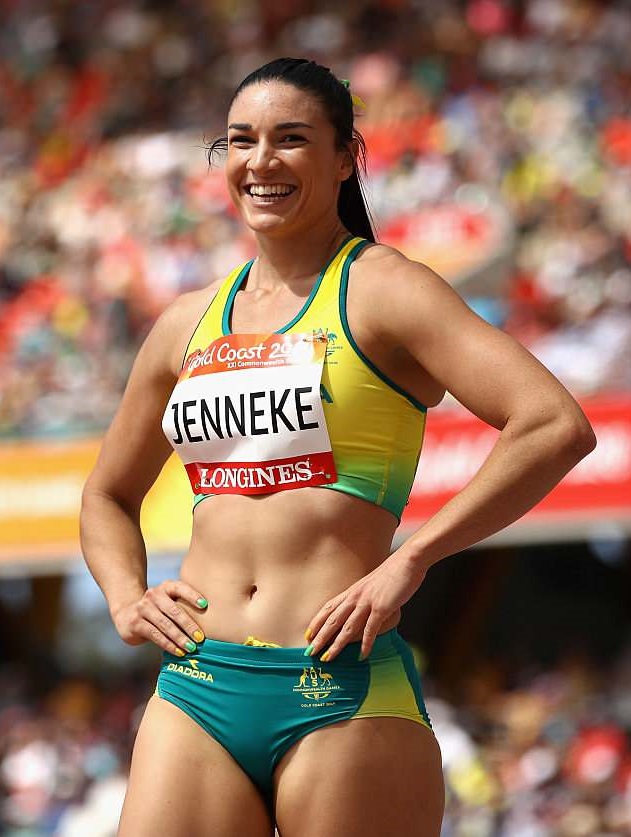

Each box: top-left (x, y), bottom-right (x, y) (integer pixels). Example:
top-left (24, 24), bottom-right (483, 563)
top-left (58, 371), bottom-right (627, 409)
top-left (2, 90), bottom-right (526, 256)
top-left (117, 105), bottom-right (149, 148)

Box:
top-left (228, 121), bottom-right (314, 131)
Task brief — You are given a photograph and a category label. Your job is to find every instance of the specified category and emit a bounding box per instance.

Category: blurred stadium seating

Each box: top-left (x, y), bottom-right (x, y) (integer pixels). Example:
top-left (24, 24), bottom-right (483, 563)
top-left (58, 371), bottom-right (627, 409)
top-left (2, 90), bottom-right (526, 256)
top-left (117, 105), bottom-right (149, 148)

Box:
top-left (1, 0), bottom-right (630, 834)
top-left (1, 0), bottom-right (630, 439)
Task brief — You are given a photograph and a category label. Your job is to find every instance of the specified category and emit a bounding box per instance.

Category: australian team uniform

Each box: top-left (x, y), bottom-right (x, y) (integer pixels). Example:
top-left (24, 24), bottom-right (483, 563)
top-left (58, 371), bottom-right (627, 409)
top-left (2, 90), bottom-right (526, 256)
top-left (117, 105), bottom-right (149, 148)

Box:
top-left (157, 236), bottom-right (432, 799)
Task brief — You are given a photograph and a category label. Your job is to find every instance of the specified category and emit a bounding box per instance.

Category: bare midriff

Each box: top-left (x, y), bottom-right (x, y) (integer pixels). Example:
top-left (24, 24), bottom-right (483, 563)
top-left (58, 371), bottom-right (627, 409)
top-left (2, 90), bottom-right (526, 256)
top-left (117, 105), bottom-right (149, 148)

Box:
top-left (177, 487), bottom-right (400, 647)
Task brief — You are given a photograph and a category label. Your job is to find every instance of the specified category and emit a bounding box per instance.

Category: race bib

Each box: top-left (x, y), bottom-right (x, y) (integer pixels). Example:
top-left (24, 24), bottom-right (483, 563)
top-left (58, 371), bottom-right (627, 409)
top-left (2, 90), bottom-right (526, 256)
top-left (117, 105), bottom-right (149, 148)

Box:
top-left (162, 333), bottom-right (337, 495)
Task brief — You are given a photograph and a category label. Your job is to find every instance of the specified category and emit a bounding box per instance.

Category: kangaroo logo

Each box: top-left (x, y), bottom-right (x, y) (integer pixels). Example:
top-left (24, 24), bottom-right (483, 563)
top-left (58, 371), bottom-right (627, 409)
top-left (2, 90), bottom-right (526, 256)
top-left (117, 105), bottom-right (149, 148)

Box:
top-left (293, 665), bottom-right (342, 702)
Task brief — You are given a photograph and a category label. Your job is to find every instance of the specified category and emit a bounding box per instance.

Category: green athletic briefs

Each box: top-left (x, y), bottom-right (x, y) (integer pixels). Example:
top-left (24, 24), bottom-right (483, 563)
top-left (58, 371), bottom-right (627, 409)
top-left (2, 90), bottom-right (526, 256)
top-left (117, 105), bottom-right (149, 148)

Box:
top-left (156, 629), bottom-right (432, 799)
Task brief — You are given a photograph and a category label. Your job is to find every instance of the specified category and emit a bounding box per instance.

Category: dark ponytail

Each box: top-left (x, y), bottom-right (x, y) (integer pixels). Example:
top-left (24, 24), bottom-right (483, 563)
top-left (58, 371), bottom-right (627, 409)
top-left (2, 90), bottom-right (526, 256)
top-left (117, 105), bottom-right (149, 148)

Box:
top-left (337, 140), bottom-right (374, 243)
top-left (208, 57), bottom-right (376, 243)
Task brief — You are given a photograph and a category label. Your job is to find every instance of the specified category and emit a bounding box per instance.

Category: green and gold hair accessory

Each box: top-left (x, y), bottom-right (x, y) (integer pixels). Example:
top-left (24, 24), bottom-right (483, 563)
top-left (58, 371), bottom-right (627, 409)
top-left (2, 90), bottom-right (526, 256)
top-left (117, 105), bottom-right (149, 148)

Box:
top-left (340, 78), bottom-right (366, 111)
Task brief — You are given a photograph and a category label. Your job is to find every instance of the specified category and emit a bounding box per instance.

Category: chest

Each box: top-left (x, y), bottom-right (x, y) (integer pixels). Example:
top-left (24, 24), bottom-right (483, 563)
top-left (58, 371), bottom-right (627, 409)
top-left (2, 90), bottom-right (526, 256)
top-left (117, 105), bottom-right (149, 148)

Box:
top-left (229, 285), bottom-right (318, 335)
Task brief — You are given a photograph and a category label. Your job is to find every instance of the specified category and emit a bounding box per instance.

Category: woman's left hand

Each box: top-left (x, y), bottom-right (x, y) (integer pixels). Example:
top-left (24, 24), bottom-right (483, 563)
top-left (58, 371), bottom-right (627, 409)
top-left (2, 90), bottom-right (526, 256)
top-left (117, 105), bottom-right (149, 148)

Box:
top-left (304, 551), bottom-right (427, 663)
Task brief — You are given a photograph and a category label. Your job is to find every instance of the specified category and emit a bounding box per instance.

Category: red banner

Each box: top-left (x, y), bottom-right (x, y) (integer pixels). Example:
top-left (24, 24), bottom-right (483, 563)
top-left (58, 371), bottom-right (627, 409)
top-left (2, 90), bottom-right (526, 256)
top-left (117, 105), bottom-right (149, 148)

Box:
top-left (403, 395), bottom-right (631, 528)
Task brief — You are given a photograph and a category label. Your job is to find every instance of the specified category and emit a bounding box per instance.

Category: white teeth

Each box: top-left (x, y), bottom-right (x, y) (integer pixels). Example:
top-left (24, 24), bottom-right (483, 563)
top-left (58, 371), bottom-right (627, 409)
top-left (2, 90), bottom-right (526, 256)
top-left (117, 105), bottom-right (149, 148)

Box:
top-left (248, 184), bottom-right (294, 196)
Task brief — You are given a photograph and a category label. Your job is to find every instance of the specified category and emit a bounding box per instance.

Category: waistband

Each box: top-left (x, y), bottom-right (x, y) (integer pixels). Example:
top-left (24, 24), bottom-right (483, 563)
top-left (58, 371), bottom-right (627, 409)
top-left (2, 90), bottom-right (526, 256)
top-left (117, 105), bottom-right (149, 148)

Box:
top-left (176, 628), bottom-right (403, 667)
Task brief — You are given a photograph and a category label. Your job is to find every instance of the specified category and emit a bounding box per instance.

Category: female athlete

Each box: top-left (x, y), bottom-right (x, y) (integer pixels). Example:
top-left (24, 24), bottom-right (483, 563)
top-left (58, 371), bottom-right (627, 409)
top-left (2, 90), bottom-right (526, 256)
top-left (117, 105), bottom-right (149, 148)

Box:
top-left (80, 58), bottom-right (596, 837)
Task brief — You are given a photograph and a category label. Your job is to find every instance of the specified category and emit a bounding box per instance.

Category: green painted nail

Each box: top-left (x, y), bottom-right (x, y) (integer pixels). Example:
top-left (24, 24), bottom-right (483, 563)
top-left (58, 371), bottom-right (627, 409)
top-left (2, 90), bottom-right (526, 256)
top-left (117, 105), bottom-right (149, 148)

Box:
top-left (184, 640), bottom-right (196, 653)
top-left (304, 644), bottom-right (315, 656)
top-left (197, 597), bottom-right (208, 608)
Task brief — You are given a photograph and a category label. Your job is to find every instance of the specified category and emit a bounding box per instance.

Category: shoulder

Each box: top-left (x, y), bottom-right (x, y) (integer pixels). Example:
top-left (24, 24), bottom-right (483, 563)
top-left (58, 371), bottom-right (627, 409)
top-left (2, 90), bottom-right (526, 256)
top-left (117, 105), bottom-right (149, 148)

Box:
top-left (158, 278), bottom-right (224, 334)
top-left (353, 242), bottom-right (429, 272)
top-left (139, 278), bottom-right (225, 378)
top-left (352, 242), bottom-right (457, 302)
top-left (349, 242), bottom-right (468, 339)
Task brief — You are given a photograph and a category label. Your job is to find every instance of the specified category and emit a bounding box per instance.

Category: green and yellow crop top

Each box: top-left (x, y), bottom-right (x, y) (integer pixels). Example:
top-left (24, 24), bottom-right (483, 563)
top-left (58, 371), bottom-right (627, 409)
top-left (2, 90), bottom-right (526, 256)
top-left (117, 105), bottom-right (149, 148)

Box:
top-left (161, 236), bottom-right (427, 521)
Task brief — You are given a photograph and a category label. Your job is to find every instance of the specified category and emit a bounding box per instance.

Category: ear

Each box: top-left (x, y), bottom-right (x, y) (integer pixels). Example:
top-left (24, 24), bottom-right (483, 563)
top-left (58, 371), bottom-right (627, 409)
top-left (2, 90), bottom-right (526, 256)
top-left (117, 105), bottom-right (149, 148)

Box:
top-left (339, 139), bottom-right (358, 182)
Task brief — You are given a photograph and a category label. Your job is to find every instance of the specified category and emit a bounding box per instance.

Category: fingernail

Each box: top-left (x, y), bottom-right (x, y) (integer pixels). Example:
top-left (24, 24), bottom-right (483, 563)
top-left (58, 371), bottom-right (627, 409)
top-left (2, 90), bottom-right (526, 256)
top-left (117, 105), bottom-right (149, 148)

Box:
top-left (359, 652), bottom-right (368, 662)
top-left (174, 648), bottom-right (185, 657)
top-left (197, 597), bottom-right (208, 608)
top-left (304, 644), bottom-right (315, 656)
top-left (304, 628), bottom-right (312, 642)
top-left (193, 630), bottom-right (205, 643)
top-left (320, 651), bottom-right (331, 663)
top-left (184, 640), bottom-right (196, 653)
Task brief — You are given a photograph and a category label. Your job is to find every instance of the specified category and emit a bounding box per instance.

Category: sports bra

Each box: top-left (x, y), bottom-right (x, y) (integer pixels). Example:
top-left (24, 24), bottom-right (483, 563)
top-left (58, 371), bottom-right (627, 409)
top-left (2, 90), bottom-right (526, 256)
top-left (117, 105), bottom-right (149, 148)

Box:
top-left (162, 236), bottom-right (427, 521)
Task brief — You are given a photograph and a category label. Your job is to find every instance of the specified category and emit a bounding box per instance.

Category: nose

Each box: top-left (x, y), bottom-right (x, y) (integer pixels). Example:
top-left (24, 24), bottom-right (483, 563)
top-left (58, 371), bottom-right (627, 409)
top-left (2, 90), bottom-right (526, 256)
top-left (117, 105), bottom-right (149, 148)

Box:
top-left (247, 139), bottom-right (279, 174)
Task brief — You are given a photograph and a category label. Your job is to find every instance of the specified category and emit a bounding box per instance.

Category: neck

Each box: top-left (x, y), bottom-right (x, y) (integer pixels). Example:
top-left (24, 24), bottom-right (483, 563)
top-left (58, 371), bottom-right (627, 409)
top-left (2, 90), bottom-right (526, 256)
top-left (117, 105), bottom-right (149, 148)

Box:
top-left (250, 219), bottom-right (350, 290)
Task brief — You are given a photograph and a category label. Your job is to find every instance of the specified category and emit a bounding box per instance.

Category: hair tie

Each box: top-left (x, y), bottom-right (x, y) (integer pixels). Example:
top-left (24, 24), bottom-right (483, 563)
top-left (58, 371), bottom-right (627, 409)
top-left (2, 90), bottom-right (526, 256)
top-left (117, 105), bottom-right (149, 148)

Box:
top-left (339, 78), bottom-right (366, 111)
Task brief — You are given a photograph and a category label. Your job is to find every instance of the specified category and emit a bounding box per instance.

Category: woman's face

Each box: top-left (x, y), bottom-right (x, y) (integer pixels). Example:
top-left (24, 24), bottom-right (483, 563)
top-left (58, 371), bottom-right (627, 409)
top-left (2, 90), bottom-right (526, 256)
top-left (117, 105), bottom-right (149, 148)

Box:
top-left (225, 81), bottom-right (353, 238)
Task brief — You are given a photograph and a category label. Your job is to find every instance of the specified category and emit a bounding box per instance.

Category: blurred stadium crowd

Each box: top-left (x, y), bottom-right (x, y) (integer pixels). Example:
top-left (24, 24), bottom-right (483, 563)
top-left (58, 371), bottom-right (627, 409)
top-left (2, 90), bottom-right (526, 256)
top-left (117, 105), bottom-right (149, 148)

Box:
top-left (1, 0), bottom-right (631, 834)
top-left (1, 650), bottom-right (630, 836)
top-left (1, 0), bottom-right (631, 438)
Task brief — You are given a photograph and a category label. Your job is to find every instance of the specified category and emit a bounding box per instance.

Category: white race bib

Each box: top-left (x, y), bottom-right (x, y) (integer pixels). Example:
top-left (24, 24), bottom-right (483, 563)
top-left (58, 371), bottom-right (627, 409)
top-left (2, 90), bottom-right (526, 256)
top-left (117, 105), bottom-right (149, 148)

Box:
top-left (162, 333), bottom-right (337, 495)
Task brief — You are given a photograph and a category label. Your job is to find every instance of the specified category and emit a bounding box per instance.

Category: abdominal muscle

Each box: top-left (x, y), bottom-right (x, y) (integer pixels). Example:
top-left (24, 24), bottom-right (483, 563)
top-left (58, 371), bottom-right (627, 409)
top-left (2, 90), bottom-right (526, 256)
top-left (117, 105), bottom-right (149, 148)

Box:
top-left (177, 487), bottom-right (401, 647)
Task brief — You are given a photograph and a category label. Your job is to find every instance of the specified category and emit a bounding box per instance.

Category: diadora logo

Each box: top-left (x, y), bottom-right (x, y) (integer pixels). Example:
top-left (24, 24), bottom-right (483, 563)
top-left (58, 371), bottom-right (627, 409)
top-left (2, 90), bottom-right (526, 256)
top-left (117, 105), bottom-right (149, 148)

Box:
top-left (293, 665), bottom-right (342, 702)
top-left (166, 657), bottom-right (214, 683)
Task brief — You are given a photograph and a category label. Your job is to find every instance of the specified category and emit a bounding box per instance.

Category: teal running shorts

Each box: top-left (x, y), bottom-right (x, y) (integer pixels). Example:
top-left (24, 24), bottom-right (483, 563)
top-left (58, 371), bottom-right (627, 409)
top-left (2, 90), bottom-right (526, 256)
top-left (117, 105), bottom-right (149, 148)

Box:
top-left (155, 629), bottom-right (431, 798)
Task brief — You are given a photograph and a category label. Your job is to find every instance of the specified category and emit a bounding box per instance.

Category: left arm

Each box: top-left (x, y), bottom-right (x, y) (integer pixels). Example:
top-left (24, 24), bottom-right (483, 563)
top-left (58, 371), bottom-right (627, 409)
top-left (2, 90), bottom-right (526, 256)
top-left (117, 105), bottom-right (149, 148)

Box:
top-left (305, 248), bottom-right (596, 661)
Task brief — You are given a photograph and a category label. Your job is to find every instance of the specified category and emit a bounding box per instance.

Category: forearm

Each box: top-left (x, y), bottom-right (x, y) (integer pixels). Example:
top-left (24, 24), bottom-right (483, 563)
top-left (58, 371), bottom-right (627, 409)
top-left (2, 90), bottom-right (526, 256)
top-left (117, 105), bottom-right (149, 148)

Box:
top-left (79, 488), bottom-right (148, 619)
top-left (401, 413), bottom-right (595, 570)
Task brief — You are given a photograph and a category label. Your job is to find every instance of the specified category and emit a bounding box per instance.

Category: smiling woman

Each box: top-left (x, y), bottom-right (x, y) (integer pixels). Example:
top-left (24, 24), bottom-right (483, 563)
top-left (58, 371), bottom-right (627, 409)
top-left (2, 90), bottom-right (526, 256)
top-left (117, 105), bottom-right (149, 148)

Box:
top-left (225, 99), bottom-right (354, 239)
top-left (207, 58), bottom-right (375, 244)
top-left (80, 57), bottom-right (595, 837)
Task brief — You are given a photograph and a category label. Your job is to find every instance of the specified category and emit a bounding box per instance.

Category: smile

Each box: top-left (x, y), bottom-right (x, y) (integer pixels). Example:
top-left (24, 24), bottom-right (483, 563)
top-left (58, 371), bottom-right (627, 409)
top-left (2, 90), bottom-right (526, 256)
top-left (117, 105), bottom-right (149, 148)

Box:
top-left (244, 184), bottom-right (297, 202)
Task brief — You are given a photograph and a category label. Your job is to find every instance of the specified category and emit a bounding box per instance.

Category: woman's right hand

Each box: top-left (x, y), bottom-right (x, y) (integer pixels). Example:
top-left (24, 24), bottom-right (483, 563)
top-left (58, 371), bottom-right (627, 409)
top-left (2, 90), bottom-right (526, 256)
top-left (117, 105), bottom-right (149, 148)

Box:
top-left (112, 580), bottom-right (209, 656)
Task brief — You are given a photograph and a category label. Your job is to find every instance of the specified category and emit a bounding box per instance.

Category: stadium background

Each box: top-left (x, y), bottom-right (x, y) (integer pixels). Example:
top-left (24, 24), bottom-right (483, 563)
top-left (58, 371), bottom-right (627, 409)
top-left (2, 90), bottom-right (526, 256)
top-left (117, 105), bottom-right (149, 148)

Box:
top-left (1, 0), bottom-right (630, 834)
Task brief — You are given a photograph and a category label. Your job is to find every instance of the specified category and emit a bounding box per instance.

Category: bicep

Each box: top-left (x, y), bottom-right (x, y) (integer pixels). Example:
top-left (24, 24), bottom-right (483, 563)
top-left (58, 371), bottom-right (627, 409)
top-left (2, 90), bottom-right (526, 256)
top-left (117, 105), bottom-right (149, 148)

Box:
top-left (386, 261), bottom-right (581, 430)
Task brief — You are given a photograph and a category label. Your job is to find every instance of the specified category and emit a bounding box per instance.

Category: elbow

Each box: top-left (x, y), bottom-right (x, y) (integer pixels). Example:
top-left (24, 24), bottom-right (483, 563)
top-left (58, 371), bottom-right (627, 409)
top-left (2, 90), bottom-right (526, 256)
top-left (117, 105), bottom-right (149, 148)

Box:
top-left (80, 476), bottom-right (104, 516)
top-left (79, 480), bottom-right (104, 531)
top-left (80, 479), bottom-right (140, 523)
top-left (555, 410), bottom-right (597, 465)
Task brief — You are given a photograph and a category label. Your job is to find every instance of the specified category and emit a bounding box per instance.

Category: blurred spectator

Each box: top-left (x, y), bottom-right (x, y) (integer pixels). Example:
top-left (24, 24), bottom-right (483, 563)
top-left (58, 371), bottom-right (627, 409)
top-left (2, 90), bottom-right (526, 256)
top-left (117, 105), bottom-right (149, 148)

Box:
top-left (1, 0), bottom-right (630, 440)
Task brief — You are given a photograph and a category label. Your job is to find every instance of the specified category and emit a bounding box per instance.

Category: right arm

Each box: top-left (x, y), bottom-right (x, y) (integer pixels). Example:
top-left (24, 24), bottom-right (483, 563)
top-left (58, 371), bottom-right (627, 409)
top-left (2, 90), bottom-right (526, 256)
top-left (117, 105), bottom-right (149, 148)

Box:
top-left (80, 290), bottom-right (215, 654)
